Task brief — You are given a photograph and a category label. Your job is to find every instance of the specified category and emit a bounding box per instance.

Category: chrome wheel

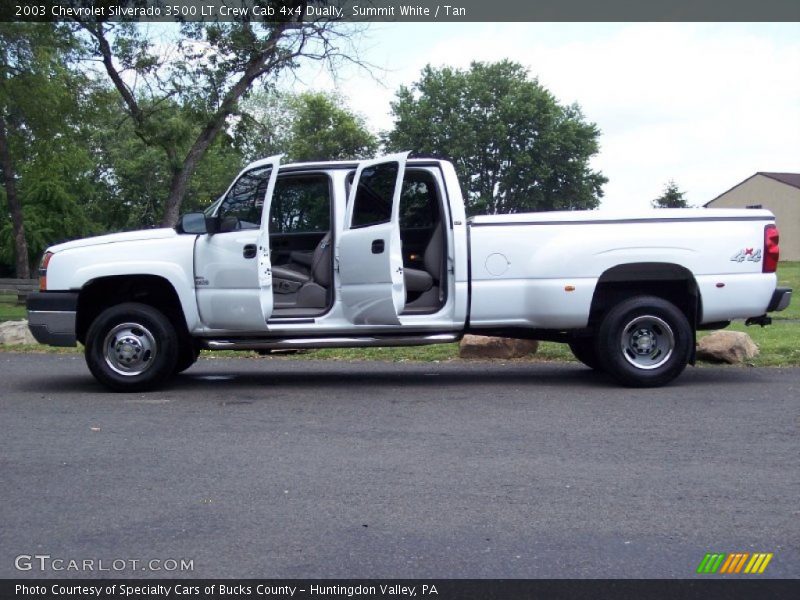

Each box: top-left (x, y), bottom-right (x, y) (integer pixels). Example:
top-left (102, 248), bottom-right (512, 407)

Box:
top-left (104, 322), bottom-right (158, 376)
top-left (620, 315), bottom-right (674, 370)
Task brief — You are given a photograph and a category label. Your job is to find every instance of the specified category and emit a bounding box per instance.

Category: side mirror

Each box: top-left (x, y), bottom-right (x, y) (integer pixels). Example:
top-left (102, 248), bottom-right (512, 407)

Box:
top-left (177, 212), bottom-right (209, 234)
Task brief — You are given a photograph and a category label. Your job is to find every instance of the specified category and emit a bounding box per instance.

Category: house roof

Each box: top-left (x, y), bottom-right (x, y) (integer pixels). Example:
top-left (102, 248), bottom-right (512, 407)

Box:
top-left (759, 172), bottom-right (800, 190)
top-left (705, 171), bottom-right (800, 206)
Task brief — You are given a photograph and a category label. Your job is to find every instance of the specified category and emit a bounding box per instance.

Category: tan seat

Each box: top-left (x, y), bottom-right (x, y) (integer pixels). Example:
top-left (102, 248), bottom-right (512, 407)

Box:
top-left (272, 233), bottom-right (332, 309)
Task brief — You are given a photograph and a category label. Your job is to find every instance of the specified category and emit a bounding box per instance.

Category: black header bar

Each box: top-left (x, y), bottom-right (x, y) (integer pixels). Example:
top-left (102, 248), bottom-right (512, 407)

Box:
top-left (2, 0), bottom-right (800, 23)
top-left (3, 579), bottom-right (800, 600)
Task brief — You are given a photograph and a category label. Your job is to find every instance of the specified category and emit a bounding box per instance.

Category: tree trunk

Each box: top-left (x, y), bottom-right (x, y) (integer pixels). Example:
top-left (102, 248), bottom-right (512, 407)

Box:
top-left (160, 119), bottom-right (226, 227)
top-left (0, 115), bottom-right (30, 278)
top-left (158, 25), bottom-right (292, 227)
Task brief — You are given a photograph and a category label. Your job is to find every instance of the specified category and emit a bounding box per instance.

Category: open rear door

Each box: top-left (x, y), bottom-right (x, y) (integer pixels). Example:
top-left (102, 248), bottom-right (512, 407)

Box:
top-left (337, 152), bottom-right (409, 325)
top-left (256, 154), bottom-right (282, 325)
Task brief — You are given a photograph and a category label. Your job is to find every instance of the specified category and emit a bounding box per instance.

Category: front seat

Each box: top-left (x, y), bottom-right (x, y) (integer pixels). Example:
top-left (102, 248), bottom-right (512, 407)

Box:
top-left (272, 233), bottom-right (332, 308)
top-left (403, 224), bottom-right (443, 293)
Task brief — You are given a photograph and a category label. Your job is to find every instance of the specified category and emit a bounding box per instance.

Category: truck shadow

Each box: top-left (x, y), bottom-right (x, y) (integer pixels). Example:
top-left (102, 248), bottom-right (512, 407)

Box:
top-left (17, 360), bottom-right (772, 396)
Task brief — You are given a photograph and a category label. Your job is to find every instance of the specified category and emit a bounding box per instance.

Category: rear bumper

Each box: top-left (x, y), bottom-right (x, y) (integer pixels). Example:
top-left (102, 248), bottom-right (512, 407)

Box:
top-left (767, 287), bottom-right (792, 312)
top-left (26, 292), bottom-right (79, 347)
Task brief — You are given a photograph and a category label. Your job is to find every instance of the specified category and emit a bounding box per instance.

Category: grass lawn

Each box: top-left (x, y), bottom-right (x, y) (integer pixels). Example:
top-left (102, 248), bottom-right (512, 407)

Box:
top-left (1, 262), bottom-right (797, 366)
top-left (0, 293), bottom-right (26, 321)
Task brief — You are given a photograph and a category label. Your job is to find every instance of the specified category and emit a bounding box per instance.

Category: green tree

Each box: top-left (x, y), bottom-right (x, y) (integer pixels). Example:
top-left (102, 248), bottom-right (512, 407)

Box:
top-left (0, 23), bottom-right (92, 277)
top-left (385, 60), bottom-right (606, 215)
top-left (78, 5), bottom-right (365, 226)
top-left (240, 90), bottom-right (377, 162)
top-left (285, 91), bottom-right (378, 161)
top-left (651, 180), bottom-right (690, 208)
top-left (86, 88), bottom-right (244, 229)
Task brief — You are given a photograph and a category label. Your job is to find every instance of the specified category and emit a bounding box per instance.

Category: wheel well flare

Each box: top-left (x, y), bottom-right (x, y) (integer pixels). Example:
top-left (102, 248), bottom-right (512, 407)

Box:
top-left (76, 275), bottom-right (187, 344)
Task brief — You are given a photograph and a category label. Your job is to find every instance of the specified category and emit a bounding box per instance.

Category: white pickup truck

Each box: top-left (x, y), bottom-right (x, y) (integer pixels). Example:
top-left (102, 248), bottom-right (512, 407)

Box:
top-left (27, 153), bottom-right (791, 391)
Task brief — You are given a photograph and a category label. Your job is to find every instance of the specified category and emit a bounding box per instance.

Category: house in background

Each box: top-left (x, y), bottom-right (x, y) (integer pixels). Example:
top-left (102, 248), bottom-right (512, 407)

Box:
top-left (705, 172), bottom-right (800, 261)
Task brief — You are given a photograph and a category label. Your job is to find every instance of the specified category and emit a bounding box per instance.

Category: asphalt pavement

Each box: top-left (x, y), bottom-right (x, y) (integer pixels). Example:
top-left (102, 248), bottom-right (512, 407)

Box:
top-left (1, 353), bottom-right (798, 578)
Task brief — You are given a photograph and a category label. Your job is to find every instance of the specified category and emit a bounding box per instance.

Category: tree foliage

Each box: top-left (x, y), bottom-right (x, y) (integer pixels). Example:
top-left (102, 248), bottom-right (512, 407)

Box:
top-left (0, 23), bottom-right (94, 276)
top-left (385, 60), bottom-right (606, 215)
top-left (239, 90), bottom-right (377, 163)
top-left (0, 28), bottom-right (617, 278)
top-left (0, 15), bottom-right (375, 275)
top-left (285, 91), bottom-right (378, 161)
top-left (77, 4), bottom-right (364, 226)
top-left (651, 180), bottom-right (690, 208)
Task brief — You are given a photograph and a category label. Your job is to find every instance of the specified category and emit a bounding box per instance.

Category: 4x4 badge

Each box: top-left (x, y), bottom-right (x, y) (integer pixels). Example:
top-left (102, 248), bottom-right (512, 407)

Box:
top-left (731, 248), bottom-right (762, 263)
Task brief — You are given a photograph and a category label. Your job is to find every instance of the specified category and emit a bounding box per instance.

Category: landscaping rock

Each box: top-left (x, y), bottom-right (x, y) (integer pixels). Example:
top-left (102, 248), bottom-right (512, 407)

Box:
top-left (0, 320), bottom-right (38, 345)
top-left (696, 331), bottom-right (758, 364)
top-left (459, 335), bottom-right (538, 359)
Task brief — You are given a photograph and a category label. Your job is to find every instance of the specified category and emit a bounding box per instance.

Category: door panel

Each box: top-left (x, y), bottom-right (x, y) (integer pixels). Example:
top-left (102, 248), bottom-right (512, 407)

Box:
top-left (194, 155), bottom-right (281, 331)
top-left (337, 153), bottom-right (409, 325)
top-left (194, 230), bottom-right (267, 331)
top-left (256, 157), bottom-right (282, 322)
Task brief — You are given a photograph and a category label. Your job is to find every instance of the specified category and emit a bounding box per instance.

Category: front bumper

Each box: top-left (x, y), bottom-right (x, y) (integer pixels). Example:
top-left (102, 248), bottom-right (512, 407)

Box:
top-left (26, 292), bottom-right (79, 347)
top-left (767, 287), bottom-right (792, 312)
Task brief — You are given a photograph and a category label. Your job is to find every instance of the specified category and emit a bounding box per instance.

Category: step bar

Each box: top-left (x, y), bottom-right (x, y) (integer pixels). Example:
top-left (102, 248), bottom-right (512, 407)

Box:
top-left (201, 333), bottom-right (460, 351)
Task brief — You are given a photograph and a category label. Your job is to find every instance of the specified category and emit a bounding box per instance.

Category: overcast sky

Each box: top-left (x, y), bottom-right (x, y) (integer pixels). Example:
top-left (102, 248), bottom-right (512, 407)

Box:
top-left (285, 22), bottom-right (799, 211)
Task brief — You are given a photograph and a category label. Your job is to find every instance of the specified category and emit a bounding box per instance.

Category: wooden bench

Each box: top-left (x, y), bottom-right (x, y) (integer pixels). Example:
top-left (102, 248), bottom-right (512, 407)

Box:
top-left (0, 279), bottom-right (39, 305)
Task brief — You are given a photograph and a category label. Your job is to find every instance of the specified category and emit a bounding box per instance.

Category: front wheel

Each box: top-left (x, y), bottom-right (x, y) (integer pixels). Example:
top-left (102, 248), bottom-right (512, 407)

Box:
top-left (595, 295), bottom-right (692, 387)
top-left (85, 303), bottom-right (178, 392)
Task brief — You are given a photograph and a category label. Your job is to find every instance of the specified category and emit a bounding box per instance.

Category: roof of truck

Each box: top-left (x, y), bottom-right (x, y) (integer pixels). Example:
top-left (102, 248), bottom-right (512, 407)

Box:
top-left (246, 156), bottom-right (445, 172)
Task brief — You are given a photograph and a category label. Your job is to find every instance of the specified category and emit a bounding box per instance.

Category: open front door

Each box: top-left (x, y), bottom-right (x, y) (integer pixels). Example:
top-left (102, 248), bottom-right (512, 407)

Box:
top-left (337, 152), bottom-right (409, 325)
top-left (256, 155), bottom-right (282, 325)
top-left (194, 155), bottom-right (281, 331)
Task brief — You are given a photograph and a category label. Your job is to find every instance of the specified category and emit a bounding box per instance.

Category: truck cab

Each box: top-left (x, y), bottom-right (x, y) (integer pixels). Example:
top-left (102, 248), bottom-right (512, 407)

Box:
top-left (184, 154), bottom-right (468, 337)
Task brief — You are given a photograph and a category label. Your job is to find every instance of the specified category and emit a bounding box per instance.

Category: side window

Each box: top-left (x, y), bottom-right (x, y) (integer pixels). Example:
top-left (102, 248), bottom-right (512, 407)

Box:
top-left (218, 166), bottom-right (272, 230)
top-left (351, 162), bottom-right (398, 228)
top-left (269, 175), bottom-right (331, 234)
top-left (400, 171), bottom-right (439, 229)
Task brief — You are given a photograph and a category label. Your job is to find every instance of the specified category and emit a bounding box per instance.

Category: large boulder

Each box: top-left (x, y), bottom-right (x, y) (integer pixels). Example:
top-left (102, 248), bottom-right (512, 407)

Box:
top-left (459, 335), bottom-right (538, 359)
top-left (696, 331), bottom-right (758, 364)
top-left (0, 320), bottom-right (38, 345)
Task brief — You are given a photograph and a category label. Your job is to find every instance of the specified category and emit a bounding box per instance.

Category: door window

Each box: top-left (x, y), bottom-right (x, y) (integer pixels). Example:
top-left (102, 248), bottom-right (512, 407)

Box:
top-left (350, 162), bottom-right (398, 228)
top-left (217, 166), bottom-right (272, 229)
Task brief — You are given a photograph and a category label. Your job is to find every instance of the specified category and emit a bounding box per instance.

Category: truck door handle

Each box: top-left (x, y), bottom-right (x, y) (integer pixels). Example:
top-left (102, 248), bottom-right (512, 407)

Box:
top-left (371, 239), bottom-right (385, 254)
top-left (243, 244), bottom-right (257, 259)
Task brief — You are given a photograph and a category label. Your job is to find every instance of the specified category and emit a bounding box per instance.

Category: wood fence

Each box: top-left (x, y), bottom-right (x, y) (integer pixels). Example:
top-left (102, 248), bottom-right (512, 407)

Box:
top-left (0, 279), bottom-right (39, 305)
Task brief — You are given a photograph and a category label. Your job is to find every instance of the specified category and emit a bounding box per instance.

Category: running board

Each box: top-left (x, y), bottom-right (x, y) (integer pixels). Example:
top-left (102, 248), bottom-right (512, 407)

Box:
top-left (201, 333), bottom-right (460, 351)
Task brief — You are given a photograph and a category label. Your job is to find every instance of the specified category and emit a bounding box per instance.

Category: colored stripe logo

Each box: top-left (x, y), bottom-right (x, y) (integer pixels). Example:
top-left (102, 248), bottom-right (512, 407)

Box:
top-left (696, 552), bottom-right (773, 574)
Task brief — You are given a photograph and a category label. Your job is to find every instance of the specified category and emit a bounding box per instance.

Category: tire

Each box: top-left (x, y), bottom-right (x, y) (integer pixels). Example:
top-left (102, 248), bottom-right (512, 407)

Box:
top-left (568, 338), bottom-right (603, 370)
top-left (174, 338), bottom-right (201, 374)
top-left (84, 302), bottom-right (178, 392)
top-left (595, 295), bottom-right (692, 388)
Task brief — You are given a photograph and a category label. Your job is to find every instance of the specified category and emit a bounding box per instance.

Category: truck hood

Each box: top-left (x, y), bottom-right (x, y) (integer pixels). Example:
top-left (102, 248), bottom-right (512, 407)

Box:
top-left (48, 228), bottom-right (178, 253)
